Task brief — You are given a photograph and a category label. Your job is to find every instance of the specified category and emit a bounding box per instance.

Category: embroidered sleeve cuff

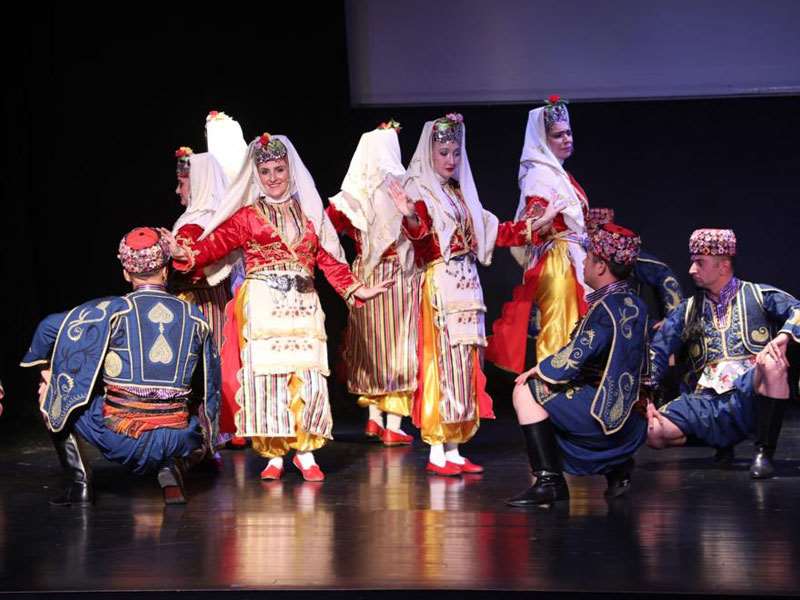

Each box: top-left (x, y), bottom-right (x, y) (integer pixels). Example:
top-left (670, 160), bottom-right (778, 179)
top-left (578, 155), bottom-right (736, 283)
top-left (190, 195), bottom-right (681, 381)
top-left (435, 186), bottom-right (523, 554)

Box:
top-left (173, 236), bottom-right (199, 273)
top-left (20, 358), bottom-right (49, 368)
top-left (343, 281), bottom-right (365, 308)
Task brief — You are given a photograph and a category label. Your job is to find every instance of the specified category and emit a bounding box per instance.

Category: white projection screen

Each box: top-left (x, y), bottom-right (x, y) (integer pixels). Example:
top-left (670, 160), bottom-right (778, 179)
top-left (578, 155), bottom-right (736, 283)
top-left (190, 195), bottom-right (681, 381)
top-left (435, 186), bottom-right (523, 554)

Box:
top-left (345, 0), bottom-right (800, 106)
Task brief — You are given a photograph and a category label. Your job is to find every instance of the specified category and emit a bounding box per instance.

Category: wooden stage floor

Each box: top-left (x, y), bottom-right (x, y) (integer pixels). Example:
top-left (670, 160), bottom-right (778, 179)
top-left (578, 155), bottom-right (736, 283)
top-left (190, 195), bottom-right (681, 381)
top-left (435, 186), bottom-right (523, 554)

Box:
top-left (2, 412), bottom-right (800, 598)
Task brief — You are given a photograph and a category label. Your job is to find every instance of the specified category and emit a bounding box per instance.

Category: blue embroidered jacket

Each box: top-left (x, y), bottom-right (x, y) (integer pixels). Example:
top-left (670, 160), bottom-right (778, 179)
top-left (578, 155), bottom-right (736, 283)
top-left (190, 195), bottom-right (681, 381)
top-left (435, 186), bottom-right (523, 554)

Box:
top-left (21, 289), bottom-right (220, 443)
top-left (537, 284), bottom-right (649, 434)
top-left (631, 250), bottom-right (684, 319)
top-left (649, 280), bottom-right (800, 391)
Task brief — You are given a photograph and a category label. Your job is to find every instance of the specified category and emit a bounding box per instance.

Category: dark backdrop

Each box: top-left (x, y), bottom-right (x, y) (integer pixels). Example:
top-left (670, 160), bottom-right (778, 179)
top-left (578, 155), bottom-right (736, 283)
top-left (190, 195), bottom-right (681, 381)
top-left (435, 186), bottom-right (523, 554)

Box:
top-left (2, 5), bottom-right (798, 432)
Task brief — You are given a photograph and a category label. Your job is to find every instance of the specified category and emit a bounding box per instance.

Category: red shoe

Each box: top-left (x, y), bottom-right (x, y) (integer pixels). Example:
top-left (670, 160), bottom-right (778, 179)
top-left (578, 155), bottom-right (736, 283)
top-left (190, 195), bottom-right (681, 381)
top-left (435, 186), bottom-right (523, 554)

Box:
top-left (260, 464), bottom-right (284, 480)
top-left (459, 458), bottom-right (484, 474)
top-left (381, 428), bottom-right (413, 446)
top-left (228, 436), bottom-right (248, 449)
top-left (365, 420), bottom-right (385, 440)
top-left (292, 455), bottom-right (325, 482)
top-left (426, 461), bottom-right (462, 477)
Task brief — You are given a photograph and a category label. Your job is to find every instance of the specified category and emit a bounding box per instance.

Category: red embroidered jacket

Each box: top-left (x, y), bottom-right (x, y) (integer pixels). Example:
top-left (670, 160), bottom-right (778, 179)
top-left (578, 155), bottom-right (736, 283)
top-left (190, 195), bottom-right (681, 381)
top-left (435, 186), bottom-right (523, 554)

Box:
top-left (520, 172), bottom-right (589, 246)
top-left (401, 185), bottom-right (532, 266)
top-left (325, 204), bottom-right (398, 259)
top-left (173, 205), bottom-right (362, 301)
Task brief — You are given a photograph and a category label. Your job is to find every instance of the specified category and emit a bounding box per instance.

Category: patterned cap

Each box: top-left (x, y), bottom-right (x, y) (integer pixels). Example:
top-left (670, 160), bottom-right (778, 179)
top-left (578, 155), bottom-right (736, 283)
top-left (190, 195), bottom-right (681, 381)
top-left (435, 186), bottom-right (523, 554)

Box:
top-left (689, 228), bottom-right (737, 256)
top-left (543, 95), bottom-right (570, 131)
top-left (254, 132), bottom-right (287, 165)
top-left (590, 223), bottom-right (641, 266)
top-left (432, 113), bottom-right (464, 144)
top-left (117, 227), bottom-right (171, 274)
top-left (587, 207), bottom-right (615, 232)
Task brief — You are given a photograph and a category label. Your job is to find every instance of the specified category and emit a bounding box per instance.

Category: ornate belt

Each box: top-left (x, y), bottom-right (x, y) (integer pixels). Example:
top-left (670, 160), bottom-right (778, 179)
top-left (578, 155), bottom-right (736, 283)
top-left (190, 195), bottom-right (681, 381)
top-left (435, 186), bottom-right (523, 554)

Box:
top-left (247, 271), bottom-right (315, 293)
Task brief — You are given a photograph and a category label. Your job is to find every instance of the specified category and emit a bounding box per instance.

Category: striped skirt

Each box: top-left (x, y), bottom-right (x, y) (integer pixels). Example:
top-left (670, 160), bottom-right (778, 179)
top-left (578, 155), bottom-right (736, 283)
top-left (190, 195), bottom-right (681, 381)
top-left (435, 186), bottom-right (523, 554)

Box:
top-left (344, 257), bottom-right (422, 415)
top-left (176, 282), bottom-right (230, 353)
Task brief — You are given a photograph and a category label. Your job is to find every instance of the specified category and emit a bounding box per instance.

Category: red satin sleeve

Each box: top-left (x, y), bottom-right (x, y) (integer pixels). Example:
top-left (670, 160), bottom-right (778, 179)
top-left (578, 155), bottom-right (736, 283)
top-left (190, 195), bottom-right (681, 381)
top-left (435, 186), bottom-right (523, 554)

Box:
top-left (325, 204), bottom-right (355, 239)
top-left (523, 195), bottom-right (568, 246)
top-left (402, 200), bottom-right (433, 241)
top-left (316, 246), bottom-right (363, 306)
top-left (495, 219), bottom-right (530, 248)
top-left (173, 208), bottom-right (250, 274)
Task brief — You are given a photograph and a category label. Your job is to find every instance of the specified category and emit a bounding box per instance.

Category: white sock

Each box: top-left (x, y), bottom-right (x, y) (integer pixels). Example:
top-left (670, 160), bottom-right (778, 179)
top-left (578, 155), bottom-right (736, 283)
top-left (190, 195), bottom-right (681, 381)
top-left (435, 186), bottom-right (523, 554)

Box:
top-left (429, 443), bottom-right (446, 467)
top-left (295, 451), bottom-right (317, 469)
top-left (386, 413), bottom-right (405, 433)
top-left (368, 405), bottom-right (384, 426)
top-left (267, 456), bottom-right (283, 470)
top-left (445, 443), bottom-right (465, 465)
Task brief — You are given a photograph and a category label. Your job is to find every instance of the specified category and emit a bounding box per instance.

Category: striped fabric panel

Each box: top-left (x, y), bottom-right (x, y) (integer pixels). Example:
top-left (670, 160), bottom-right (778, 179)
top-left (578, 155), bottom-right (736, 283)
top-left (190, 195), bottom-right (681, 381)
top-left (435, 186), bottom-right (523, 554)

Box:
top-left (429, 279), bottom-right (477, 424)
top-left (345, 259), bottom-right (422, 395)
top-left (191, 284), bottom-right (231, 352)
top-left (235, 362), bottom-right (333, 439)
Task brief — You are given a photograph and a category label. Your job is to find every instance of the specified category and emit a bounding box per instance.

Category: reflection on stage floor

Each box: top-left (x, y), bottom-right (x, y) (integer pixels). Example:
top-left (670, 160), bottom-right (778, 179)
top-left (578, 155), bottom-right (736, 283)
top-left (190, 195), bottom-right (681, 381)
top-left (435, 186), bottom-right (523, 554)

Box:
top-left (2, 413), bottom-right (800, 596)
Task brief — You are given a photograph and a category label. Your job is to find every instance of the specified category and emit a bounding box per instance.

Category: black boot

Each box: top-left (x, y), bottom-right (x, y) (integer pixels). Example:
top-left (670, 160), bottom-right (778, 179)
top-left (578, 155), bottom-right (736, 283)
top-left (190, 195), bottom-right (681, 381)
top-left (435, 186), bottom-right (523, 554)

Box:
top-left (49, 431), bottom-right (94, 507)
top-left (750, 396), bottom-right (787, 479)
top-left (158, 458), bottom-right (187, 505)
top-left (506, 420), bottom-right (569, 507)
top-left (604, 458), bottom-right (634, 498)
top-left (712, 445), bottom-right (736, 467)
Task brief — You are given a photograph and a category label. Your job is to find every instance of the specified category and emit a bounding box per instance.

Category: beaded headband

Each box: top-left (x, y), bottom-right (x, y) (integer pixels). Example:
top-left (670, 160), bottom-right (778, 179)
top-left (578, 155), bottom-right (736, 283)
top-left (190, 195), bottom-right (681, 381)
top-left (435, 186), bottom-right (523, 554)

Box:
top-left (432, 113), bottom-right (463, 144)
top-left (543, 95), bottom-right (570, 131)
top-left (175, 146), bottom-right (193, 176)
top-left (254, 132), bottom-right (288, 165)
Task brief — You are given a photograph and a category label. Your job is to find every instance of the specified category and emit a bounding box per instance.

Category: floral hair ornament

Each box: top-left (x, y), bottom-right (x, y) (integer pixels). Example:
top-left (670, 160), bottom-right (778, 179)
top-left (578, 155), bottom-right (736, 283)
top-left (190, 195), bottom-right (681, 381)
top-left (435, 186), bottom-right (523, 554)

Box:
top-left (254, 132), bottom-right (288, 165)
top-left (590, 223), bottom-right (641, 266)
top-left (377, 118), bottom-right (401, 131)
top-left (175, 146), bottom-right (193, 176)
top-left (543, 94), bottom-right (570, 131)
top-left (432, 112), bottom-right (464, 144)
top-left (117, 227), bottom-right (172, 274)
top-left (689, 228), bottom-right (737, 257)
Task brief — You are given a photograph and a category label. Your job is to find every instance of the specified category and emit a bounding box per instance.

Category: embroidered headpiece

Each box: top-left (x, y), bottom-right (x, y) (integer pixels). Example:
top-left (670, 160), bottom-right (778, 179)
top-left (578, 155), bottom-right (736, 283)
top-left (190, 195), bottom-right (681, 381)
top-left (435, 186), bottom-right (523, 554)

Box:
top-left (587, 207), bottom-right (615, 233)
top-left (118, 227), bottom-right (171, 274)
top-left (377, 118), bottom-right (401, 131)
top-left (590, 223), bottom-right (641, 266)
top-left (175, 146), bottom-right (193, 176)
top-left (254, 132), bottom-right (288, 165)
top-left (689, 228), bottom-right (737, 256)
top-left (432, 113), bottom-right (464, 144)
top-left (543, 95), bottom-right (570, 131)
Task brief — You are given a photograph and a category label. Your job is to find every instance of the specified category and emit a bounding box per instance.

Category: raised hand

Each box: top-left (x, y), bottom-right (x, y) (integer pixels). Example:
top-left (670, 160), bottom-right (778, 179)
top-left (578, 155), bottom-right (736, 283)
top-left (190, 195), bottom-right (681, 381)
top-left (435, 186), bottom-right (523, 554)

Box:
top-left (157, 228), bottom-right (187, 260)
top-left (386, 177), bottom-right (415, 217)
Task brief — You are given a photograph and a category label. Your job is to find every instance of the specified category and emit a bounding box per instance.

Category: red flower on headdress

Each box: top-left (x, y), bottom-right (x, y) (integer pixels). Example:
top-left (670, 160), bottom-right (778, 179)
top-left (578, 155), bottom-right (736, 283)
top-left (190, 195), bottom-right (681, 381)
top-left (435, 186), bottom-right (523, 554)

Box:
top-left (259, 132), bottom-right (271, 146)
top-left (175, 146), bottom-right (193, 158)
top-left (208, 110), bottom-right (219, 118)
top-left (548, 95), bottom-right (561, 104)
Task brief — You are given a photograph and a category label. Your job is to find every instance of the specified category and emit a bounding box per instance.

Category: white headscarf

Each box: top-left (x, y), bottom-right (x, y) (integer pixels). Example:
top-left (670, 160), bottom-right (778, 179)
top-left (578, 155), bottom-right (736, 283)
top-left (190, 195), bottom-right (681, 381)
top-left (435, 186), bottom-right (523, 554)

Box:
top-left (510, 107), bottom-right (586, 267)
top-left (200, 135), bottom-right (346, 262)
top-left (403, 120), bottom-right (498, 266)
top-left (206, 113), bottom-right (249, 182)
top-left (172, 153), bottom-right (229, 233)
top-left (329, 128), bottom-right (412, 277)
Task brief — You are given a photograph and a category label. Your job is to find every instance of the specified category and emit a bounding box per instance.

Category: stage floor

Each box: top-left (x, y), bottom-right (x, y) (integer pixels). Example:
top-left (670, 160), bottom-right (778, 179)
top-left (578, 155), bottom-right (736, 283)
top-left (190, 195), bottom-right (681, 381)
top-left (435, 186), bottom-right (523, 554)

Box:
top-left (2, 413), bottom-right (800, 596)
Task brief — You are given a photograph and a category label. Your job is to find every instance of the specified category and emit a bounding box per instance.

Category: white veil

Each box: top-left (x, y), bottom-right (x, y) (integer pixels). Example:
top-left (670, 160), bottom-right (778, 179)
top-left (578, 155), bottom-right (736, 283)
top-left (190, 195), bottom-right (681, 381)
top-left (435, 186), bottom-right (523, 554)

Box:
top-left (403, 121), bottom-right (498, 266)
top-left (200, 135), bottom-right (346, 263)
top-left (510, 107), bottom-right (586, 267)
top-left (329, 128), bottom-right (412, 277)
top-left (172, 153), bottom-right (229, 233)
